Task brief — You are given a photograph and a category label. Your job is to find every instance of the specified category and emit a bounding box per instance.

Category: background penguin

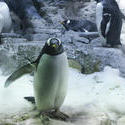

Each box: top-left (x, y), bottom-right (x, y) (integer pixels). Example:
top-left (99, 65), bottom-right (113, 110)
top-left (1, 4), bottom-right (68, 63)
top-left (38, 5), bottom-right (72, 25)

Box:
top-left (0, 1), bottom-right (12, 43)
top-left (95, 0), bottom-right (123, 47)
top-left (61, 19), bottom-right (97, 32)
top-left (4, 38), bottom-right (69, 120)
top-left (0, 2), bottom-right (12, 32)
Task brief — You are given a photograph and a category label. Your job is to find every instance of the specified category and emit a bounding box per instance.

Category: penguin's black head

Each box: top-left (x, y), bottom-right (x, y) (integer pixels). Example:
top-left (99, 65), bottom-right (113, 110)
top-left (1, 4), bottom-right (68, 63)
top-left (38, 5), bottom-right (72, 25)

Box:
top-left (42, 38), bottom-right (64, 56)
top-left (63, 20), bottom-right (71, 25)
top-left (95, 0), bottom-right (102, 3)
top-left (61, 20), bottom-right (71, 30)
top-left (61, 19), bottom-right (80, 31)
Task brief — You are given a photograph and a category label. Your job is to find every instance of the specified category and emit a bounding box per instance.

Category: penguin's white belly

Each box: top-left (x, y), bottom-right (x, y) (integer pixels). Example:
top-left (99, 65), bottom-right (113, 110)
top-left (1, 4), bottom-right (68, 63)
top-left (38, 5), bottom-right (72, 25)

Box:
top-left (0, 2), bottom-right (12, 33)
top-left (34, 52), bottom-right (68, 111)
top-left (96, 3), bottom-right (103, 34)
top-left (0, 14), bottom-right (4, 33)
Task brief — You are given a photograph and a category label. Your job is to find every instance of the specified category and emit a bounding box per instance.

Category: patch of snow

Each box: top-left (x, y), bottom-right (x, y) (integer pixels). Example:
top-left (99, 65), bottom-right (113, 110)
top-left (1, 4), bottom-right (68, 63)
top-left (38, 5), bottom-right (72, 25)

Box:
top-left (0, 72), bottom-right (33, 114)
top-left (0, 67), bottom-right (125, 120)
top-left (64, 67), bottom-right (125, 118)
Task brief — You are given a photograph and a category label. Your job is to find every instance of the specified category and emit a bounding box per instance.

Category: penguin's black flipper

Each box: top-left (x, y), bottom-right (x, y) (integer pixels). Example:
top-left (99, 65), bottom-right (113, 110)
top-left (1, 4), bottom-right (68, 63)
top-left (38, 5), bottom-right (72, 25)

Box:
top-left (4, 63), bottom-right (36, 88)
top-left (101, 13), bottom-right (111, 38)
top-left (24, 96), bottom-right (35, 104)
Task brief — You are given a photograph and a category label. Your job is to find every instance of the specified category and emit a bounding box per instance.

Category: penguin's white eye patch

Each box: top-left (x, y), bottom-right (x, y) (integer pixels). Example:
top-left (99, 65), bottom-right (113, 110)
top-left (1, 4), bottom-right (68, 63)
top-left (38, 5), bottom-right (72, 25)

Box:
top-left (67, 20), bottom-right (70, 24)
top-left (47, 38), bottom-right (51, 46)
top-left (47, 38), bottom-right (62, 46)
top-left (58, 39), bottom-right (61, 45)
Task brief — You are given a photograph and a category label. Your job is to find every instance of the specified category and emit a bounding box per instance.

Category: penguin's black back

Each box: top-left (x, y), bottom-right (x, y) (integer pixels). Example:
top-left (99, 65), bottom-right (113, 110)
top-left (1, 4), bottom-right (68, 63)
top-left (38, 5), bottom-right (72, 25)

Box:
top-left (62, 19), bottom-right (97, 32)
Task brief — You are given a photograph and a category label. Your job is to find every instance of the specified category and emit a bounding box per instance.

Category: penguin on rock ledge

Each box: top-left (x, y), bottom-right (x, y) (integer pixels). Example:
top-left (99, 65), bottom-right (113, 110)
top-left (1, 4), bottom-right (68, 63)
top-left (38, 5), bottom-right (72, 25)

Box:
top-left (95, 0), bottom-right (124, 48)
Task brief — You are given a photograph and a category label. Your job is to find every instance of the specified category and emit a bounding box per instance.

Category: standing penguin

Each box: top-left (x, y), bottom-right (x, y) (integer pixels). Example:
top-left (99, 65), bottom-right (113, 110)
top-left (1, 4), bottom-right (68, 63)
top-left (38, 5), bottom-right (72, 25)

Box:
top-left (4, 38), bottom-right (69, 120)
top-left (95, 0), bottom-right (123, 47)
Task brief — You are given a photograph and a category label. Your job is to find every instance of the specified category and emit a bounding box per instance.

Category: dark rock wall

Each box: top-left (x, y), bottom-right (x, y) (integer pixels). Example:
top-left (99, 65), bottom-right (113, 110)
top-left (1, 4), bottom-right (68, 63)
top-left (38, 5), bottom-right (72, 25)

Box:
top-left (5, 0), bottom-right (40, 19)
top-left (3, 0), bottom-right (93, 34)
top-left (1, 0), bottom-right (125, 77)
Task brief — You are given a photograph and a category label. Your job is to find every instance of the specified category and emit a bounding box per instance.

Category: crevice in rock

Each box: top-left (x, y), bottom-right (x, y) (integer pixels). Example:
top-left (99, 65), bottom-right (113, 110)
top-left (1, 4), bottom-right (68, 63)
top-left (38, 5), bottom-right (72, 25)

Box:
top-left (32, 0), bottom-right (53, 24)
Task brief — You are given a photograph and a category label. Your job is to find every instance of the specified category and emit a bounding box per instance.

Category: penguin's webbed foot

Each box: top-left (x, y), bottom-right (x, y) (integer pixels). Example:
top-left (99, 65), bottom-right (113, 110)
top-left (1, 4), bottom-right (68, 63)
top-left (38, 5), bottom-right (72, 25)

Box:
top-left (40, 109), bottom-right (69, 121)
top-left (102, 43), bottom-right (112, 48)
top-left (49, 109), bottom-right (69, 121)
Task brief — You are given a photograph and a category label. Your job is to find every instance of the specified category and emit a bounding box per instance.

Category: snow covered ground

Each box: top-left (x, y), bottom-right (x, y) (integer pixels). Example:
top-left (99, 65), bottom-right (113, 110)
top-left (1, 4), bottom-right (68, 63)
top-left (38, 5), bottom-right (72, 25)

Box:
top-left (64, 67), bottom-right (125, 117)
top-left (0, 72), bottom-right (33, 114)
top-left (1, 67), bottom-right (125, 124)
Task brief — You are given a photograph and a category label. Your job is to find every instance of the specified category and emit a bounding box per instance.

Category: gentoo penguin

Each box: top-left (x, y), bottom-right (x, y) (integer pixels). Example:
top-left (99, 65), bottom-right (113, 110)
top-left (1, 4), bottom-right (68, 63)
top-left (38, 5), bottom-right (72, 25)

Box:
top-left (95, 0), bottom-right (123, 47)
top-left (5, 38), bottom-right (69, 120)
top-left (61, 19), bottom-right (97, 32)
top-left (0, 2), bottom-right (12, 42)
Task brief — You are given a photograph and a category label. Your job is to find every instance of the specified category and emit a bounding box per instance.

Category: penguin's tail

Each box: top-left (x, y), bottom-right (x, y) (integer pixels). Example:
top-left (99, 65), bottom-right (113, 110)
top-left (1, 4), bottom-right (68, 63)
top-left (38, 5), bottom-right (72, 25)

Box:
top-left (24, 96), bottom-right (35, 104)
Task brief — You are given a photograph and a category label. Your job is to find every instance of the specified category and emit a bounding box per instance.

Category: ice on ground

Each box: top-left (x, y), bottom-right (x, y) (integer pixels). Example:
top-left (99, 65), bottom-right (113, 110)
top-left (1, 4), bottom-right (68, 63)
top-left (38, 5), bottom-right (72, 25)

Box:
top-left (64, 67), bottom-right (125, 118)
top-left (0, 67), bottom-right (125, 119)
top-left (0, 72), bottom-right (33, 114)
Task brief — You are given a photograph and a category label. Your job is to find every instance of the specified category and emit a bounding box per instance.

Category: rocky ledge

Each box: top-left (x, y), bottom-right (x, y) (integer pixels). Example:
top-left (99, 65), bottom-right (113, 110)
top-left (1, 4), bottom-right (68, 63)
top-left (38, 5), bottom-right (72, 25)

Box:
top-left (0, 31), bottom-right (125, 77)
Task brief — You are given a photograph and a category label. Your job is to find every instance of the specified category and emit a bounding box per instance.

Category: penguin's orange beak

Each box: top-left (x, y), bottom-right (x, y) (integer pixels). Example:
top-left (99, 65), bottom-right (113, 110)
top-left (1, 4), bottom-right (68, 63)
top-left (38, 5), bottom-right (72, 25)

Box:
top-left (52, 44), bottom-right (57, 48)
